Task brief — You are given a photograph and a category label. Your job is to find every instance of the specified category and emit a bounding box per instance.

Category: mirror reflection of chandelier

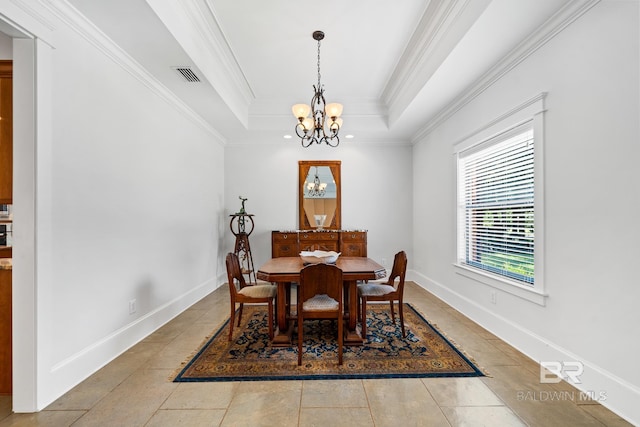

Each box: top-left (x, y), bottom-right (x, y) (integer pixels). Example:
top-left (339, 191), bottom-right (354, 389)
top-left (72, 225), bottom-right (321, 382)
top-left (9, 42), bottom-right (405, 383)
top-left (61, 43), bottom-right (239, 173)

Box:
top-left (292, 30), bottom-right (343, 148)
top-left (307, 167), bottom-right (327, 197)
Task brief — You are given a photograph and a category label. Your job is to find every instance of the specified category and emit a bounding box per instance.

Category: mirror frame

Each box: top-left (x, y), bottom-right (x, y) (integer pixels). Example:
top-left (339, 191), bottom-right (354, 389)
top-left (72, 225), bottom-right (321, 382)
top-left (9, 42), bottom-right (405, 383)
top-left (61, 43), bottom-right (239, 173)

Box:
top-left (298, 160), bottom-right (341, 230)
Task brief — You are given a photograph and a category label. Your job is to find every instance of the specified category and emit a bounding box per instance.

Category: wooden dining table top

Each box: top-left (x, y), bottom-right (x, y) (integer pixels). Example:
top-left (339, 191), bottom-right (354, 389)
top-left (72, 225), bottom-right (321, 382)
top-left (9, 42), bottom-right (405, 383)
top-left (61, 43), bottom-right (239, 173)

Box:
top-left (256, 256), bottom-right (386, 282)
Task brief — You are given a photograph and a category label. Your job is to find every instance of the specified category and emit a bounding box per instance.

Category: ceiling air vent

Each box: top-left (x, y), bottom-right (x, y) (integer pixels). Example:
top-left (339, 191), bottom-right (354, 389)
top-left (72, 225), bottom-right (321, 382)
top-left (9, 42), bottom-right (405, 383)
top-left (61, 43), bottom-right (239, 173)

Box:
top-left (172, 67), bottom-right (201, 82)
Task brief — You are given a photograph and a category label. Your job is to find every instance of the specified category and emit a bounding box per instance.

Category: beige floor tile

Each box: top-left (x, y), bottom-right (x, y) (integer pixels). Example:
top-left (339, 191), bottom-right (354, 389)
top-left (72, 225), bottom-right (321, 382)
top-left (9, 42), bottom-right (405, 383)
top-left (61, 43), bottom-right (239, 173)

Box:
top-left (486, 339), bottom-right (539, 371)
top-left (221, 381), bottom-right (302, 427)
top-left (146, 409), bottom-right (225, 427)
top-left (47, 342), bottom-right (166, 411)
top-left (161, 382), bottom-right (237, 409)
top-left (506, 399), bottom-right (608, 426)
top-left (423, 377), bottom-right (504, 407)
top-left (481, 365), bottom-right (607, 426)
top-left (147, 340), bottom-right (203, 370)
top-left (193, 308), bottom-right (229, 327)
top-left (299, 407), bottom-right (374, 427)
top-left (143, 310), bottom-right (209, 344)
top-left (364, 378), bottom-right (450, 427)
top-left (580, 404), bottom-right (635, 426)
top-left (461, 320), bottom-right (500, 340)
top-left (301, 380), bottom-right (367, 408)
top-left (449, 336), bottom-right (520, 368)
top-left (72, 369), bottom-right (177, 427)
top-left (0, 410), bottom-right (85, 427)
top-left (440, 406), bottom-right (526, 427)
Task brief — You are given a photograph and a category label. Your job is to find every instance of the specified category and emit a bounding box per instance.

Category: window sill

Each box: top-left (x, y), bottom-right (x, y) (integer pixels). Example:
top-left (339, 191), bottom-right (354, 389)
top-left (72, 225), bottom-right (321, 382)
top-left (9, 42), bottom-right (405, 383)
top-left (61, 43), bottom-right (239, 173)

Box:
top-left (453, 263), bottom-right (547, 306)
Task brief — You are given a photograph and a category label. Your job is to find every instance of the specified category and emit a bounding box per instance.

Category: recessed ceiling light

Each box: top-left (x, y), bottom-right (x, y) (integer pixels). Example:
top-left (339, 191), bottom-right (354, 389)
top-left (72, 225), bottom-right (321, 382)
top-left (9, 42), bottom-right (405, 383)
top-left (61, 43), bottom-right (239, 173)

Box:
top-left (284, 134), bottom-right (292, 139)
top-left (345, 134), bottom-right (355, 139)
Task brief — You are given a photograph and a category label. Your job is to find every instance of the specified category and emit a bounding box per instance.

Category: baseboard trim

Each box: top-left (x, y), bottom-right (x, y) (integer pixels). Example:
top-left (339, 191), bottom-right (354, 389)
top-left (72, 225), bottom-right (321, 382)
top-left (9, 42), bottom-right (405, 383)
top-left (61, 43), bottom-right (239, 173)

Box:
top-left (407, 269), bottom-right (640, 425)
top-left (39, 278), bottom-right (216, 410)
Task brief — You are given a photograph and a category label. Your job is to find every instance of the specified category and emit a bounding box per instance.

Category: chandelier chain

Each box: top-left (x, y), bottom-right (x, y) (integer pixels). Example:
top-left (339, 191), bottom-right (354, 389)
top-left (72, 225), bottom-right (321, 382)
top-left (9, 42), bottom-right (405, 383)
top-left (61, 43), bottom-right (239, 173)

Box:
top-left (317, 38), bottom-right (321, 89)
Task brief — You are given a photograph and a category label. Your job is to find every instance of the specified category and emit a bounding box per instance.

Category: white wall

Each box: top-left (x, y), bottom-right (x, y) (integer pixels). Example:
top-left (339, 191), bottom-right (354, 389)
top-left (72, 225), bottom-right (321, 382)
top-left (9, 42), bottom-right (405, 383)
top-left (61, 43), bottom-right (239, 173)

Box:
top-left (224, 142), bottom-right (413, 272)
top-left (1, 3), bottom-right (225, 410)
top-left (413, 1), bottom-right (639, 424)
top-left (0, 32), bottom-right (11, 58)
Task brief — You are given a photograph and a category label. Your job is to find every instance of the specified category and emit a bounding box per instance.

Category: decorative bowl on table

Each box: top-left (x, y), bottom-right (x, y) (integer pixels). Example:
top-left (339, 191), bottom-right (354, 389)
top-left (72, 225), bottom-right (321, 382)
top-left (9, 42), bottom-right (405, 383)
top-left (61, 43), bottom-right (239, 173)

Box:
top-left (300, 250), bottom-right (341, 265)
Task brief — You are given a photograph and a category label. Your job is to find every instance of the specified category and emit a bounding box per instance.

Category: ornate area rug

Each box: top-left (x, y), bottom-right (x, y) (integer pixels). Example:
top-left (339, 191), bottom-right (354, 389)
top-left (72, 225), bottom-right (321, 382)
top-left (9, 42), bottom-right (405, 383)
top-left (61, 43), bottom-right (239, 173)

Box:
top-left (174, 303), bottom-right (483, 382)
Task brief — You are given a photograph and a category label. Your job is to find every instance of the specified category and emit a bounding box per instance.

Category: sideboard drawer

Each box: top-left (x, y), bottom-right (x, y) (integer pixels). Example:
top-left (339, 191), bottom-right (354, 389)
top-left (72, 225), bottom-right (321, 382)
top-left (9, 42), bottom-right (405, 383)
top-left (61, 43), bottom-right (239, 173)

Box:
top-left (340, 231), bottom-right (367, 242)
top-left (273, 232), bottom-right (298, 242)
top-left (272, 242), bottom-right (299, 258)
top-left (339, 231), bottom-right (367, 257)
top-left (299, 232), bottom-right (339, 252)
top-left (299, 232), bottom-right (339, 242)
top-left (271, 231), bottom-right (299, 258)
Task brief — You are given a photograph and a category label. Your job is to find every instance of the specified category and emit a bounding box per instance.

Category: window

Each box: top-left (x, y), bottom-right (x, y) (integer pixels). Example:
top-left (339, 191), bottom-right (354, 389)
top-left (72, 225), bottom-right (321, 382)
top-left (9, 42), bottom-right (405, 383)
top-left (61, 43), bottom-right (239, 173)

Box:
top-left (457, 123), bottom-right (534, 285)
top-left (454, 93), bottom-right (545, 304)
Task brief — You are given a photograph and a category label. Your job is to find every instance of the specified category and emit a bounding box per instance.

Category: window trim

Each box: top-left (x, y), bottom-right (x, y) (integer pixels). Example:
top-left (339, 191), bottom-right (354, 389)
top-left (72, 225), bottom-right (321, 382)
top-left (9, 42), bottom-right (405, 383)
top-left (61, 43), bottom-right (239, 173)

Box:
top-left (453, 93), bottom-right (547, 305)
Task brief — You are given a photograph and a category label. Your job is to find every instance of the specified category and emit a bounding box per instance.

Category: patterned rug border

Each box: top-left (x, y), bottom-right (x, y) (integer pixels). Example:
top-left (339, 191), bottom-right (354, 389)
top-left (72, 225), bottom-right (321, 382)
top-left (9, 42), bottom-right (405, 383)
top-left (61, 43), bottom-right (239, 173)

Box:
top-left (173, 303), bottom-right (485, 382)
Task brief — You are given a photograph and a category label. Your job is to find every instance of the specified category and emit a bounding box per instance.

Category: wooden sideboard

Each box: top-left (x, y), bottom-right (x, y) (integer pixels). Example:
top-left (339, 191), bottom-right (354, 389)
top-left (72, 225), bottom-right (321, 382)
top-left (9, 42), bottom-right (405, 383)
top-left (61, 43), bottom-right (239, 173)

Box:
top-left (272, 230), bottom-right (367, 258)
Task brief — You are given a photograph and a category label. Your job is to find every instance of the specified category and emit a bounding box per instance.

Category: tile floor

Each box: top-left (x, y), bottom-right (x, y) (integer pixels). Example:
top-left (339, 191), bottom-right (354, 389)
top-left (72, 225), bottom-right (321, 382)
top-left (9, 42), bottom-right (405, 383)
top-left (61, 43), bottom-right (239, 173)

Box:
top-left (0, 282), bottom-right (632, 426)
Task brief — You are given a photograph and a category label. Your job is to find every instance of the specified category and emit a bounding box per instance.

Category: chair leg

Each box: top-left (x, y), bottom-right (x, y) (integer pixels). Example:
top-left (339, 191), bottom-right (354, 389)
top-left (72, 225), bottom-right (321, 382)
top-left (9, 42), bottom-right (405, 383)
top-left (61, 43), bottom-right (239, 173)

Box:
top-left (228, 303), bottom-right (235, 341)
top-left (237, 303), bottom-right (244, 327)
top-left (389, 301), bottom-right (396, 323)
top-left (298, 312), bottom-right (303, 366)
top-left (360, 297), bottom-right (367, 340)
top-left (338, 311), bottom-right (343, 365)
top-left (398, 300), bottom-right (406, 338)
top-left (267, 301), bottom-right (274, 340)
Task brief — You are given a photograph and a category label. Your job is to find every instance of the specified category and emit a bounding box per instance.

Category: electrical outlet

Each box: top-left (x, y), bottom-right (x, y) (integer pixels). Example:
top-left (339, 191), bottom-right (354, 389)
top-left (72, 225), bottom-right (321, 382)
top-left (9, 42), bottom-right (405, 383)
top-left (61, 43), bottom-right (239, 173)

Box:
top-left (129, 299), bottom-right (137, 314)
top-left (490, 290), bottom-right (497, 305)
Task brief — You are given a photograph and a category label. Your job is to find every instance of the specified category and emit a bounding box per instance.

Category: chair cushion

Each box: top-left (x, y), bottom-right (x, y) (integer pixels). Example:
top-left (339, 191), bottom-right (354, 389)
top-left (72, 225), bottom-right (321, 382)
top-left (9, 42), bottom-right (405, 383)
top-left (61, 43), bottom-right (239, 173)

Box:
top-left (238, 284), bottom-right (276, 299)
top-left (303, 294), bottom-right (339, 311)
top-left (357, 283), bottom-right (395, 297)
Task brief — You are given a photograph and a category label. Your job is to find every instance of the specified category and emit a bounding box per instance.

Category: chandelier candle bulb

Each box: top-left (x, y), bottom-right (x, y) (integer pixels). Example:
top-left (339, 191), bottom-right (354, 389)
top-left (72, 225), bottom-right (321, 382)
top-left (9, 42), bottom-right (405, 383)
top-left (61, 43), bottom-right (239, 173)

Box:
top-left (329, 117), bottom-right (343, 132)
top-left (292, 104), bottom-right (311, 119)
top-left (302, 117), bottom-right (314, 132)
top-left (325, 103), bottom-right (343, 118)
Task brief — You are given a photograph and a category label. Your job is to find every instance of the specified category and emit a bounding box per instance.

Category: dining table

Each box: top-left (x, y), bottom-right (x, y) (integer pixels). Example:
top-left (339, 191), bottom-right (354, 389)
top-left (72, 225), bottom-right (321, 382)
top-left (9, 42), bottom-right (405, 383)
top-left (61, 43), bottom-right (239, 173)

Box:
top-left (256, 256), bottom-right (386, 346)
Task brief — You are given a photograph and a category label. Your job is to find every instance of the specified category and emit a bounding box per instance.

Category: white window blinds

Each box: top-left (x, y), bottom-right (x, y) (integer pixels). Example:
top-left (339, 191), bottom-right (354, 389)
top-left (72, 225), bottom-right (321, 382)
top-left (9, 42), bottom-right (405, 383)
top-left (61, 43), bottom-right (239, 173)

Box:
top-left (458, 122), bottom-right (535, 284)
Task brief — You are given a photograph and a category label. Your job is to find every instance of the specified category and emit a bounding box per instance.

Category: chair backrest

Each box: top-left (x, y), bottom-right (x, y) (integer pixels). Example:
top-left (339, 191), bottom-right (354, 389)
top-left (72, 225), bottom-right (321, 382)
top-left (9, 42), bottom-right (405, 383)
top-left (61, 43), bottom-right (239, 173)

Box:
top-left (387, 251), bottom-right (408, 292)
top-left (298, 263), bottom-right (343, 310)
top-left (225, 252), bottom-right (246, 297)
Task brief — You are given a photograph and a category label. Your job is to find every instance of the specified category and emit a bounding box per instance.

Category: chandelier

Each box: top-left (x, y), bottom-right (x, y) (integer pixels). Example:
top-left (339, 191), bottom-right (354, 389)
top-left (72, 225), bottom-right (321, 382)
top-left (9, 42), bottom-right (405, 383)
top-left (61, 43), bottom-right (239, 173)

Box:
top-left (307, 167), bottom-right (327, 197)
top-left (292, 30), bottom-right (343, 148)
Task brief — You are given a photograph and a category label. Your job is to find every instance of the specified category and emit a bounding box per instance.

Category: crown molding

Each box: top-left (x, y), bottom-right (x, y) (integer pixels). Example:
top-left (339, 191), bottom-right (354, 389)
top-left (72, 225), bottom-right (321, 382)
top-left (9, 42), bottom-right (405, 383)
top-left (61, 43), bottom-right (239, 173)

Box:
top-left (382, 0), bottom-right (491, 126)
top-left (38, 0), bottom-right (226, 144)
top-left (145, 0), bottom-right (253, 128)
top-left (411, 0), bottom-right (601, 143)
top-left (0, 0), bottom-right (56, 45)
top-left (12, 0), bottom-right (56, 31)
top-left (195, 1), bottom-right (254, 104)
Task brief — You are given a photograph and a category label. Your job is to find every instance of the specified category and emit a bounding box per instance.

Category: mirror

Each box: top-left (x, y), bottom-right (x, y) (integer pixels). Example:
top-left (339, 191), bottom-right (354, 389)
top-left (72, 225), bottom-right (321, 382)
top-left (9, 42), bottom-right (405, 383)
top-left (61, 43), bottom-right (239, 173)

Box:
top-left (299, 160), bottom-right (341, 230)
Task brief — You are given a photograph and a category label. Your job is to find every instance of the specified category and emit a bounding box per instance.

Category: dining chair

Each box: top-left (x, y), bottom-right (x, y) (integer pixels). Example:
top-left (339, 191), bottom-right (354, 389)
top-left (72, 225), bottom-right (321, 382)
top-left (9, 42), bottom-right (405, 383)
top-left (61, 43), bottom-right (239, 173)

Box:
top-left (225, 252), bottom-right (277, 342)
top-left (297, 263), bottom-right (344, 366)
top-left (357, 250), bottom-right (408, 339)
